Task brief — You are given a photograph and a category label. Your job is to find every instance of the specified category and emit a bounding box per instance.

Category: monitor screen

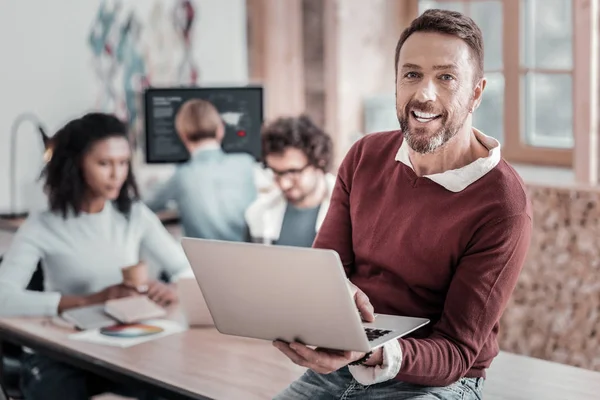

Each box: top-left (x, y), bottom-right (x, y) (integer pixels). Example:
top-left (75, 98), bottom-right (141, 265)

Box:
top-left (144, 86), bottom-right (263, 163)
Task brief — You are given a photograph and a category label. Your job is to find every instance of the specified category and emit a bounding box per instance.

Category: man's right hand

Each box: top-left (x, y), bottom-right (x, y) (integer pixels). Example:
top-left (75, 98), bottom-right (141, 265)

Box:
top-left (58, 284), bottom-right (139, 313)
top-left (273, 281), bottom-right (377, 371)
top-left (347, 280), bottom-right (375, 322)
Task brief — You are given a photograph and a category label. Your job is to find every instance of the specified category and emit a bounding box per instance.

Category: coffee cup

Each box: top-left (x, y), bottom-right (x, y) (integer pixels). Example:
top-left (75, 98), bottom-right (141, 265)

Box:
top-left (121, 262), bottom-right (149, 293)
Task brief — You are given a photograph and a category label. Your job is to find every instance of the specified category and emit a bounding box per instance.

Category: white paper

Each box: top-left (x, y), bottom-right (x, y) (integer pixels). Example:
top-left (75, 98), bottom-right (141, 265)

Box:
top-left (68, 319), bottom-right (187, 348)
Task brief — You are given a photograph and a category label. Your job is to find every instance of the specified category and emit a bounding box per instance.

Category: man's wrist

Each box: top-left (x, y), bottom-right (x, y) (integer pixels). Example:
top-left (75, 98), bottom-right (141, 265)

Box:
top-left (362, 347), bottom-right (384, 366)
top-left (349, 351), bottom-right (373, 366)
top-left (347, 341), bottom-right (402, 385)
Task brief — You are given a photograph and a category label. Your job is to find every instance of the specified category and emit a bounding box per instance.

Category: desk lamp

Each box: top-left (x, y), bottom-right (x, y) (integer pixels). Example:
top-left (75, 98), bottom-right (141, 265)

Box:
top-left (0, 113), bottom-right (53, 220)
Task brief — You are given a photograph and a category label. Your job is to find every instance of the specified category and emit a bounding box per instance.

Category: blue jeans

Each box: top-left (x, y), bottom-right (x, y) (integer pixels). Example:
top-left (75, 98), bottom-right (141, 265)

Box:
top-left (20, 353), bottom-right (159, 400)
top-left (274, 367), bottom-right (484, 399)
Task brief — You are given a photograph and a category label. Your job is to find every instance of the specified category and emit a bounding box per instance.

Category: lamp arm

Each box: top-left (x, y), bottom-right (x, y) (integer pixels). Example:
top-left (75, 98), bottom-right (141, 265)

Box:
top-left (8, 113), bottom-right (49, 216)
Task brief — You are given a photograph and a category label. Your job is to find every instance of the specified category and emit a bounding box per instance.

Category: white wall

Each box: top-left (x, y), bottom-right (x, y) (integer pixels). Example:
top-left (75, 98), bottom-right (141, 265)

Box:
top-left (0, 0), bottom-right (248, 214)
top-left (325, 0), bottom-right (403, 168)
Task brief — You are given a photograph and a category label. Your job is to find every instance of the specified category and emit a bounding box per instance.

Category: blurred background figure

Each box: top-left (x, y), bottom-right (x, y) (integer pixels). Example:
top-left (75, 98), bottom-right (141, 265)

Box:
top-left (246, 115), bottom-right (334, 247)
top-left (145, 99), bottom-right (257, 242)
top-left (0, 113), bottom-right (188, 399)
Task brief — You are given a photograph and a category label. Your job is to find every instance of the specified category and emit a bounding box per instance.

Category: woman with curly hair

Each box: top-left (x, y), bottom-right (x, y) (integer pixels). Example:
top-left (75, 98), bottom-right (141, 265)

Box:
top-left (0, 112), bottom-right (189, 400)
top-left (245, 114), bottom-right (335, 247)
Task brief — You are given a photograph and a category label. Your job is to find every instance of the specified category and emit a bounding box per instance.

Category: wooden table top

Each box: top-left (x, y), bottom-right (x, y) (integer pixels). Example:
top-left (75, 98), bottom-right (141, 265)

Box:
top-left (0, 217), bottom-right (25, 233)
top-left (1, 315), bottom-right (600, 400)
top-left (0, 315), bottom-right (305, 400)
top-left (0, 209), bottom-right (179, 234)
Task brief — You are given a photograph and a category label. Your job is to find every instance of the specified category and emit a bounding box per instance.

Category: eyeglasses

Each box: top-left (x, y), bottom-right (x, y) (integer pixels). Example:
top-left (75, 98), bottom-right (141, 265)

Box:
top-left (270, 163), bottom-right (311, 181)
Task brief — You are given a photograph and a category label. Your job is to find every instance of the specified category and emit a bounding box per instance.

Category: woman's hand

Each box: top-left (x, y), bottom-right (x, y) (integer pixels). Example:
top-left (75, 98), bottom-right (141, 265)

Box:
top-left (146, 280), bottom-right (178, 307)
top-left (57, 284), bottom-right (139, 313)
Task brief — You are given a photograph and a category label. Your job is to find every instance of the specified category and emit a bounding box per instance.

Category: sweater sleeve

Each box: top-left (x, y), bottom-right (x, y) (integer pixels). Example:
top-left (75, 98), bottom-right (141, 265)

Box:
top-left (395, 213), bottom-right (532, 386)
top-left (312, 147), bottom-right (356, 275)
top-left (137, 203), bottom-right (191, 281)
top-left (0, 216), bottom-right (61, 316)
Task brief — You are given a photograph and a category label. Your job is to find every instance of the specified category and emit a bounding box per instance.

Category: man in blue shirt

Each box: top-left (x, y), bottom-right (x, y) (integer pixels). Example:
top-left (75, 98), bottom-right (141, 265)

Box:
top-left (146, 99), bottom-right (258, 241)
top-left (245, 115), bottom-right (335, 247)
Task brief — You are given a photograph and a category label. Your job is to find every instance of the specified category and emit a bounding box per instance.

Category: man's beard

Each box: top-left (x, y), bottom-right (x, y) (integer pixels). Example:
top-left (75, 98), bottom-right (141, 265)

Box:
top-left (398, 101), bottom-right (469, 154)
top-left (284, 174), bottom-right (320, 205)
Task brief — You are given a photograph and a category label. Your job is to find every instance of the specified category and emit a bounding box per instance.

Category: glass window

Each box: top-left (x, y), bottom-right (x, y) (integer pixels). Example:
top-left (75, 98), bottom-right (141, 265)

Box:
top-left (419, 1), bottom-right (466, 13)
top-left (520, 0), bottom-right (573, 69)
top-left (522, 73), bottom-right (573, 148)
top-left (470, 1), bottom-right (503, 71)
top-left (474, 72), bottom-right (505, 142)
top-left (520, 0), bottom-right (573, 148)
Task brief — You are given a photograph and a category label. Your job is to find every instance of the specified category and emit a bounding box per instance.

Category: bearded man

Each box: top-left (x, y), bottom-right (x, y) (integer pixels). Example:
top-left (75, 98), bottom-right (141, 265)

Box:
top-left (273, 8), bottom-right (532, 400)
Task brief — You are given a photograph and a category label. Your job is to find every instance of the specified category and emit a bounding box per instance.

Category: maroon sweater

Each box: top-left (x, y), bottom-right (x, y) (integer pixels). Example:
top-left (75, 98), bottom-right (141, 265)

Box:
top-left (313, 131), bottom-right (532, 387)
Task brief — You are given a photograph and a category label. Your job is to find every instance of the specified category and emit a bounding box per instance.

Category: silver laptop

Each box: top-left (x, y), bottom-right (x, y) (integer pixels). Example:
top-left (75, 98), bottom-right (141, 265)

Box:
top-left (175, 276), bottom-right (215, 327)
top-left (180, 238), bottom-right (429, 352)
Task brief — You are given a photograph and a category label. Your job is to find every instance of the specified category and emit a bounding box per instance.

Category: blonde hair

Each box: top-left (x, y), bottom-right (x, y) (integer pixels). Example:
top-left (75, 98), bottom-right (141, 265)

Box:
top-left (175, 99), bottom-right (222, 142)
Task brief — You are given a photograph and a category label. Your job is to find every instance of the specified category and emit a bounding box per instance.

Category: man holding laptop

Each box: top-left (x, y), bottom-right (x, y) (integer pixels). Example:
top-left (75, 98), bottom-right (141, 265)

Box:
top-left (272, 9), bottom-right (532, 399)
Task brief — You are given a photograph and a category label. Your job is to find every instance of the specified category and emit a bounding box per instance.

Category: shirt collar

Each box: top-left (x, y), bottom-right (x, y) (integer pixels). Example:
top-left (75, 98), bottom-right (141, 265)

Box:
top-left (191, 141), bottom-right (222, 157)
top-left (394, 128), bottom-right (501, 192)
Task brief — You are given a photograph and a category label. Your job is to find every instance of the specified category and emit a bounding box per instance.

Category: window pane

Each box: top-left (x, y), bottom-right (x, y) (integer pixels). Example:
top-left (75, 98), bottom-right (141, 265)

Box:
top-left (522, 73), bottom-right (573, 148)
top-left (470, 1), bottom-right (503, 70)
top-left (418, 1), bottom-right (465, 14)
top-left (520, 0), bottom-right (572, 69)
top-left (473, 72), bottom-right (504, 143)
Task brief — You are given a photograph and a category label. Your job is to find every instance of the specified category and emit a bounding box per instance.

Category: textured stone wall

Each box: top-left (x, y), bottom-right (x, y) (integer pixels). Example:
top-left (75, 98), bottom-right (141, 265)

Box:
top-left (498, 183), bottom-right (600, 371)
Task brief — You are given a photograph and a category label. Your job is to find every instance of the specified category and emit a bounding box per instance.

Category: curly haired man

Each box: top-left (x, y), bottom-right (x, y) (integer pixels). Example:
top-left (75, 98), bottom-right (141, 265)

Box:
top-left (245, 115), bottom-right (335, 247)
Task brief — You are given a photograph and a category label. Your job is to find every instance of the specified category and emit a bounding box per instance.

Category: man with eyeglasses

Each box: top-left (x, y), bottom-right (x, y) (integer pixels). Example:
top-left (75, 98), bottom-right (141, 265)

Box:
top-left (245, 115), bottom-right (335, 247)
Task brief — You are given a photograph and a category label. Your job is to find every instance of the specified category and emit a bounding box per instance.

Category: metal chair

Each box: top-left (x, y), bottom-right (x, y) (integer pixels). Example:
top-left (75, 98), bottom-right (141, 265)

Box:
top-left (0, 256), bottom-right (44, 399)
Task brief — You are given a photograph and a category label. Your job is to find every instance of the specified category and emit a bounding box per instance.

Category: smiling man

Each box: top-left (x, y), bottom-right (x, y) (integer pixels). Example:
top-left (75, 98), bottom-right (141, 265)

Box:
top-left (273, 9), bottom-right (532, 399)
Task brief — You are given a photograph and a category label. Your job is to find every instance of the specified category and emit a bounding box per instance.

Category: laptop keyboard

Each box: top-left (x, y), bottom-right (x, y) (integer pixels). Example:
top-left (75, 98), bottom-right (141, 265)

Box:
top-left (365, 328), bottom-right (392, 342)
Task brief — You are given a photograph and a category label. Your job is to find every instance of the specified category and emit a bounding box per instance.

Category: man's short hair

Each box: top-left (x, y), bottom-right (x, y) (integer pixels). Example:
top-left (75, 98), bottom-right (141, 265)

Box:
top-left (395, 9), bottom-right (484, 82)
top-left (261, 115), bottom-right (333, 172)
top-left (175, 99), bottom-right (222, 142)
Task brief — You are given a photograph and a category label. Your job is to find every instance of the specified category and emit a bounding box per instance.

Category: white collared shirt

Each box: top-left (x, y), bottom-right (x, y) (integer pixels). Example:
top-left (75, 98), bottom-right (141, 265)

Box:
top-left (190, 141), bottom-right (222, 155)
top-left (393, 129), bottom-right (501, 192)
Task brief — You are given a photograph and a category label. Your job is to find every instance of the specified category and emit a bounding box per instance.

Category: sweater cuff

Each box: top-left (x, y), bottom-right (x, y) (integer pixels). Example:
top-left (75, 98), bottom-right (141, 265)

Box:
top-left (348, 340), bottom-right (402, 385)
top-left (43, 292), bottom-right (62, 317)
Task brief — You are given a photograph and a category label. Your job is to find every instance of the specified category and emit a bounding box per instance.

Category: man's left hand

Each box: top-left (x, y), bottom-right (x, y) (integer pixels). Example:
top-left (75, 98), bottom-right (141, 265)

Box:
top-left (146, 280), bottom-right (178, 307)
top-left (273, 341), bottom-right (371, 374)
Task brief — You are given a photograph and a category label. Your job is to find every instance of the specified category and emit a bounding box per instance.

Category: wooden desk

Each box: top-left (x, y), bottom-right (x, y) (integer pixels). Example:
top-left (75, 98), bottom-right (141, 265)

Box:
top-left (1, 315), bottom-right (599, 400)
top-left (0, 316), bottom-right (305, 400)
top-left (0, 209), bottom-right (179, 234)
top-left (0, 212), bottom-right (182, 254)
top-left (0, 218), bottom-right (24, 234)
top-left (154, 209), bottom-right (180, 225)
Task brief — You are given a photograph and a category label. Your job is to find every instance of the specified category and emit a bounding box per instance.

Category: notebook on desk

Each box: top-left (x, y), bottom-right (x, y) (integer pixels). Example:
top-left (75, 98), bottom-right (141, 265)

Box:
top-left (61, 296), bottom-right (167, 330)
top-left (105, 296), bottom-right (167, 324)
top-left (61, 304), bottom-right (116, 330)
